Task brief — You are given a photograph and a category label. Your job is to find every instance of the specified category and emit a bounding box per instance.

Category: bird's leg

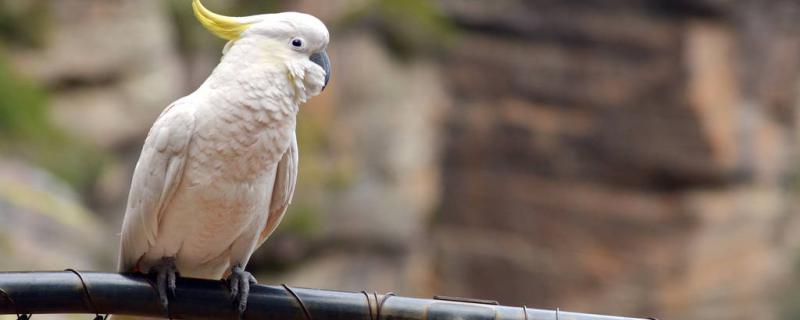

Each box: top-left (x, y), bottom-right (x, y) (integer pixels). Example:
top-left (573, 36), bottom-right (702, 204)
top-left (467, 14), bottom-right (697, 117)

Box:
top-left (149, 256), bottom-right (178, 310)
top-left (227, 264), bottom-right (257, 316)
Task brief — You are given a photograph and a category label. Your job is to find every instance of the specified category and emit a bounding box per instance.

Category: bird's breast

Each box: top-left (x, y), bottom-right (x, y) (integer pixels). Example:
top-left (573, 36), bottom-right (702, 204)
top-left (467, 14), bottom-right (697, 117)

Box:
top-left (160, 108), bottom-right (291, 267)
top-left (188, 107), bottom-right (294, 184)
top-left (164, 174), bottom-right (273, 270)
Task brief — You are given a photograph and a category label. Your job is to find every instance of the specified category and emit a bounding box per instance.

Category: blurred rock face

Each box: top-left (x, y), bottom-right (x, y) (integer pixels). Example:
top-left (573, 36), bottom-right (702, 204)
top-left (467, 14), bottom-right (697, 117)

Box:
top-left (0, 161), bottom-right (109, 271)
top-left (1, 1), bottom-right (800, 320)
top-left (434, 1), bottom-right (800, 319)
top-left (3, 0), bottom-right (447, 297)
top-left (5, 0), bottom-right (192, 223)
top-left (0, 0), bottom-right (180, 273)
top-left (10, 0), bottom-right (184, 149)
top-left (258, 27), bottom-right (446, 297)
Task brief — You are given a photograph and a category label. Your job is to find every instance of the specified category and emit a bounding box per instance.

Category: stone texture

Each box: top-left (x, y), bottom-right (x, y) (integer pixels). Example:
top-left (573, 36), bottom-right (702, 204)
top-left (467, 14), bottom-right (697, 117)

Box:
top-left (5, 0), bottom-right (190, 223)
top-left (435, 1), bottom-right (800, 319)
top-left (10, 0), bottom-right (185, 149)
top-left (245, 1), bottom-right (446, 297)
top-left (314, 32), bottom-right (445, 244)
top-left (0, 160), bottom-right (111, 271)
top-left (2, 1), bottom-right (799, 320)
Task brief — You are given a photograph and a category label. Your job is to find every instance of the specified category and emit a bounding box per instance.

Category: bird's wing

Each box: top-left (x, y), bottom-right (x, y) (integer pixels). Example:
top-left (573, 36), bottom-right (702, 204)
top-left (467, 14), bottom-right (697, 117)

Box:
top-left (257, 132), bottom-right (299, 247)
top-left (118, 100), bottom-right (196, 272)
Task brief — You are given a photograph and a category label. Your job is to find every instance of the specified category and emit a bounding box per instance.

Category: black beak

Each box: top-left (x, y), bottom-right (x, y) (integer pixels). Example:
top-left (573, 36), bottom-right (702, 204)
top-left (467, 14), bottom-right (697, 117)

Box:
top-left (310, 51), bottom-right (331, 90)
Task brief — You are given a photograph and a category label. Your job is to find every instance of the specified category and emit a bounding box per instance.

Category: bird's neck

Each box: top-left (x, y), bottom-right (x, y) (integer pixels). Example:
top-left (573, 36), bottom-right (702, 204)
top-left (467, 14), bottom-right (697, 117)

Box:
top-left (201, 60), bottom-right (301, 117)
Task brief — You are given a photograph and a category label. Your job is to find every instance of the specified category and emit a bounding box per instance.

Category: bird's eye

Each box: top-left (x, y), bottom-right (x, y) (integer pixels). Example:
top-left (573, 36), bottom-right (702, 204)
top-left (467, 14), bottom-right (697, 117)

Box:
top-left (291, 39), bottom-right (303, 48)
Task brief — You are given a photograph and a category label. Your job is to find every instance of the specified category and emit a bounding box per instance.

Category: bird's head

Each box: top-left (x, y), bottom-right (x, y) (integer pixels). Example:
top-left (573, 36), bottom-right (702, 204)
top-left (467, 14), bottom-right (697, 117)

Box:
top-left (192, 0), bottom-right (331, 98)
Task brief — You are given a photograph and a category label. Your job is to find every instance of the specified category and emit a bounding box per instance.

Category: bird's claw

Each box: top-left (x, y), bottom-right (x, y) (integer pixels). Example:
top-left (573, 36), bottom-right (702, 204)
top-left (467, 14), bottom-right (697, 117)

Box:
top-left (228, 265), bottom-right (257, 316)
top-left (150, 257), bottom-right (178, 311)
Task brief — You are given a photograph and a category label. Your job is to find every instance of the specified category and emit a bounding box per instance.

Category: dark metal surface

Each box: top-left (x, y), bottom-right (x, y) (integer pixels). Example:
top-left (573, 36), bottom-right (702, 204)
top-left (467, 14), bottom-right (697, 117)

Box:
top-left (0, 271), bottom-right (653, 320)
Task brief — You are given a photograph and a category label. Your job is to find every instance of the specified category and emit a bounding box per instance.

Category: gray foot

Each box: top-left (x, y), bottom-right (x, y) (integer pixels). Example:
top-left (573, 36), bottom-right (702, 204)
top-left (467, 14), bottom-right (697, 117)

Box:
top-left (150, 257), bottom-right (178, 310)
top-left (228, 264), bottom-right (257, 316)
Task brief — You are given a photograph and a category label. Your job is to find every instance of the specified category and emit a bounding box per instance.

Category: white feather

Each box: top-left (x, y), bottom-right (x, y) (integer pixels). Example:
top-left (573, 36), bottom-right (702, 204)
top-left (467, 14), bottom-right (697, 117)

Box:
top-left (117, 10), bottom-right (327, 279)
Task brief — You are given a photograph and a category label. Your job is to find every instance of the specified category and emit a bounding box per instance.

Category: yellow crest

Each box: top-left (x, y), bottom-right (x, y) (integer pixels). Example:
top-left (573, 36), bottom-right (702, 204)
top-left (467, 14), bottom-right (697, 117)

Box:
top-left (192, 0), bottom-right (251, 40)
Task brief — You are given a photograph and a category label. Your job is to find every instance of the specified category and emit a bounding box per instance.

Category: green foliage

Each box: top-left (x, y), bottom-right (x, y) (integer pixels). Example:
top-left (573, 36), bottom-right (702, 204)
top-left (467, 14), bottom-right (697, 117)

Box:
top-left (324, 167), bottom-right (355, 192)
top-left (0, 2), bottom-right (105, 191)
top-left (781, 256), bottom-right (800, 319)
top-left (282, 202), bottom-right (321, 238)
top-left (0, 54), bottom-right (106, 192)
top-left (0, 55), bottom-right (49, 141)
top-left (339, 0), bottom-right (458, 60)
top-left (295, 111), bottom-right (356, 192)
top-left (0, 231), bottom-right (11, 256)
top-left (0, 1), bottom-right (50, 48)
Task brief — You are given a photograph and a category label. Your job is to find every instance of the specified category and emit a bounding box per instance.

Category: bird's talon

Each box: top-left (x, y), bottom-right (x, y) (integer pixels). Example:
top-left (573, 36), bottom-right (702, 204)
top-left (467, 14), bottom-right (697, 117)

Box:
top-left (150, 257), bottom-right (178, 310)
top-left (168, 269), bottom-right (177, 298)
top-left (230, 278), bottom-right (239, 300)
top-left (228, 265), bottom-right (256, 317)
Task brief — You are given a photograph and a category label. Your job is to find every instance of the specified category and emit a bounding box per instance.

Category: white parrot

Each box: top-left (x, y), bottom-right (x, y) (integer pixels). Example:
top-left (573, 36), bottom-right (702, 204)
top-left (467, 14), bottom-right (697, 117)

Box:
top-left (117, 0), bottom-right (330, 315)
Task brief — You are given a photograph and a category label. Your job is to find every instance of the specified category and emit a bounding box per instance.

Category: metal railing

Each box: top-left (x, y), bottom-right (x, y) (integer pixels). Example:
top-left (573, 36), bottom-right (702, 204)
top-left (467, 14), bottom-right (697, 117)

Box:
top-left (0, 271), bottom-right (654, 319)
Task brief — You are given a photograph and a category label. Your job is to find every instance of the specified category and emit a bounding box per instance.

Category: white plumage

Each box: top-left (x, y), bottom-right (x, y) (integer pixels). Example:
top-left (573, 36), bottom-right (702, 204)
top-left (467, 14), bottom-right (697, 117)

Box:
top-left (116, 2), bottom-right (329, 312)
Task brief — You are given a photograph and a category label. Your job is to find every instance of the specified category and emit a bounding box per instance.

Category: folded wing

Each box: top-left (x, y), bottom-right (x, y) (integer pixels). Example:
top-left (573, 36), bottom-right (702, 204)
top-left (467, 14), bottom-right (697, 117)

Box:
top-left (257, 132), bottom-right (298, 247)
top-left (118, 101), bottom-right (196, 272)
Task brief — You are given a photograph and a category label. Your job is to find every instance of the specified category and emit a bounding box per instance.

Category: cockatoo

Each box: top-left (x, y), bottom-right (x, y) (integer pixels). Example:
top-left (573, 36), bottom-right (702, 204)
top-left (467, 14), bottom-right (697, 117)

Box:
top-left (117, 0), bottom-right (330, 315)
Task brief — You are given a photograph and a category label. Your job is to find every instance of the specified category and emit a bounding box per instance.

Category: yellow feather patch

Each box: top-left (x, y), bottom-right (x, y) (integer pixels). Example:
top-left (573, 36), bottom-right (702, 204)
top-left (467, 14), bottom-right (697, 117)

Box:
top-left (192, 0), bottom-right (251, 40)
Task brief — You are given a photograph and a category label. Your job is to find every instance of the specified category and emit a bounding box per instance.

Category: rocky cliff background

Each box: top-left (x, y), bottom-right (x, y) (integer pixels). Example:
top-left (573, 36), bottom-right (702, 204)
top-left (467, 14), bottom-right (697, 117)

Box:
top-left (1, 1), bottom-right (800, 320)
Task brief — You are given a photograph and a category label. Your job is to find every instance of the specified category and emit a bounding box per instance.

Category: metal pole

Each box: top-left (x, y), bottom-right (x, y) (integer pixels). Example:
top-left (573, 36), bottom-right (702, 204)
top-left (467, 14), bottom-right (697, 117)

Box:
top-left (0, 271), bottom-right (652, 320)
